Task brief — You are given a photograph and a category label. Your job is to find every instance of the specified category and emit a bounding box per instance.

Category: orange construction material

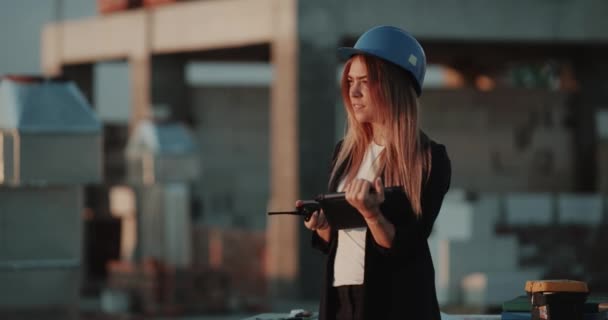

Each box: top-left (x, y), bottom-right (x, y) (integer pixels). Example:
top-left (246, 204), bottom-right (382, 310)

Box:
top-left (525, 280), bottom-right (589, 293)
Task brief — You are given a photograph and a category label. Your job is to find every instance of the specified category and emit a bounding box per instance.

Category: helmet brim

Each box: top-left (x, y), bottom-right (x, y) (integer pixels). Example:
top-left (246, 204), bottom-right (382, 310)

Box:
top-left (337, 47), bottom-right (374, 61)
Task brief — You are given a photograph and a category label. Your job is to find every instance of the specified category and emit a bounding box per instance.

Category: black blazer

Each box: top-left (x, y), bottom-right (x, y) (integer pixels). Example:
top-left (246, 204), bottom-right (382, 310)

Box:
top-left (312, 137), bottom-right (451, 320)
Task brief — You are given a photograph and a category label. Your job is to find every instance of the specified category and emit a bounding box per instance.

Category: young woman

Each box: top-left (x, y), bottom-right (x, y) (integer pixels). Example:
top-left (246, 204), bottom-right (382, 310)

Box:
top-left (299, 25), bottom-right (452, 319)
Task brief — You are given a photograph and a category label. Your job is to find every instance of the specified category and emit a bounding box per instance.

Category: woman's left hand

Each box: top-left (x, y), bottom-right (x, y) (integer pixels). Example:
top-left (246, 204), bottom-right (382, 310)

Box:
top-left (344, 177), bottom-right (385, 220)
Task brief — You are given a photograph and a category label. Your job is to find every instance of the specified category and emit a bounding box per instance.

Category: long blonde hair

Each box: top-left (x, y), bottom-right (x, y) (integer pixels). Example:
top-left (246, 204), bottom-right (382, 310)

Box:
top-left (329, 54), bottom-right (432, 216)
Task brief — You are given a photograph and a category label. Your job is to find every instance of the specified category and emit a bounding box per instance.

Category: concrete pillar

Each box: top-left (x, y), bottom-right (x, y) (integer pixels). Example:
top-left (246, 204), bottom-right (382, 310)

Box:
top-left (267, 0), bottom-right (340, 301)
top-left (267, 0), bottom-right (300, 299)
top-left (129, 56), bottom-right (152, 131)
top-left (129, 54), bottom-right (188, 127)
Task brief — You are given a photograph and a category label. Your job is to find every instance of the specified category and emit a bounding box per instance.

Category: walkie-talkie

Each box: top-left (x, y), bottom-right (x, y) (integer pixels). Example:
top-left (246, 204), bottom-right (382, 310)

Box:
top-left (267, 200), bottom-right (321, 222)
top-left (267, 186), bottom-right (403, 228)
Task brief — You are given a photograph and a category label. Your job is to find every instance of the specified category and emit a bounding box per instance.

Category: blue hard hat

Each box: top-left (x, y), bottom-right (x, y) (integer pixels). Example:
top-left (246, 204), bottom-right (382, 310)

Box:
top-left (338, 25), bottom-right (426, 96)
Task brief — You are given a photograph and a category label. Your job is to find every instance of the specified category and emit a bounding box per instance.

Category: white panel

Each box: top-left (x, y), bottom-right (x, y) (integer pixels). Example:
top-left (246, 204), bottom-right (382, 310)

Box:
top-left (558, 194), bottom-right (603, 225)
top-left (471, 194), bottom-right (501, 239)
top-left (186, 62), bottom-right (273, 86)
top-left (461, 269), bottom-right (543, 306)
top-left (434, 189), bottom-right (473, 241)
top-left (505, 193), bottom-right (553, 225)
top-left (95, 63), bottom-right (131, 124)
top-left (596, 110), bottom-right (608, 140)
top-left (488, 237), bottom-right (519, 271)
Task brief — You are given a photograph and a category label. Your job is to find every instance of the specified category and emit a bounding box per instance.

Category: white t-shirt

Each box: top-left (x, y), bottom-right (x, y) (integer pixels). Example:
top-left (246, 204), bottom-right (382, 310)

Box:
top-left (333, 141), bottom-right (385, 287)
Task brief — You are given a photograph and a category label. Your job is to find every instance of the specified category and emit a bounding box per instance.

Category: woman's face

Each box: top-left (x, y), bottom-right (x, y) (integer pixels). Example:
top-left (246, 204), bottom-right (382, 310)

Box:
top-left (347, 56), bottom-right (379, 124)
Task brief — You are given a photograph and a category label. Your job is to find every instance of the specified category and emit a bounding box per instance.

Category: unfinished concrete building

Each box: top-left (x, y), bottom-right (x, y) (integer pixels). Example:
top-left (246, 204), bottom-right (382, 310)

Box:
top-left (40, 0), bottom-right (608, 305)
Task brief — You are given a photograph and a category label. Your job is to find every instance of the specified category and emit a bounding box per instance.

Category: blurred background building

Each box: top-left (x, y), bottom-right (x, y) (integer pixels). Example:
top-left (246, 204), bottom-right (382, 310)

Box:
top-left (1, 0), bottom-right (608, 318)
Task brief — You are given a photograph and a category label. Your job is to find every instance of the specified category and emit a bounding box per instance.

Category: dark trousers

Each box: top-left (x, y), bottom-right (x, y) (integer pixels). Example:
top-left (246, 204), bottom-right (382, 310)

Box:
top-left (335, 285), bottom-right (364, 320)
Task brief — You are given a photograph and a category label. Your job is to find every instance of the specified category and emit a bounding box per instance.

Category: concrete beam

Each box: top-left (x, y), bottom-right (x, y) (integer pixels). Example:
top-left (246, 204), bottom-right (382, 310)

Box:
top-left (40, 0), bottom-right (276, 69)
top-left (342, 0), bottom-right (608, 42)
top-left (150, 0), bottom-right (275, 54)
top-left (41, 0), bottom-right (276, 133)
top-left (41, 0), bottom-right (608, 73)
top-left (41, 10), bottom-right (147, 67)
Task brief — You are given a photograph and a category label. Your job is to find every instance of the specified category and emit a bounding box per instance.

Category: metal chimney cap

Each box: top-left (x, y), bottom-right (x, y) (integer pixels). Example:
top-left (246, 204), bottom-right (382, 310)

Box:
top-left (127, 120), bottom-right (198, 156)
top-left (0, 77), bottom-right (101, 133)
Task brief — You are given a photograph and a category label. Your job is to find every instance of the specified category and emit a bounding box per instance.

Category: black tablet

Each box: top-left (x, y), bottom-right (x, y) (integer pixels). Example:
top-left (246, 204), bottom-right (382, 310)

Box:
top-left (318, 195), bottom-right (366, 229)
top-left (316, 186), bottom-right (403, 230)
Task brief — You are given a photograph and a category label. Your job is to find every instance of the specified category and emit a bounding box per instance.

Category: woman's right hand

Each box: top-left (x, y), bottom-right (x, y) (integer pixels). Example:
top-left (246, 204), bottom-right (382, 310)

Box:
top-left (297, 200), bottom-right (329, 231)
